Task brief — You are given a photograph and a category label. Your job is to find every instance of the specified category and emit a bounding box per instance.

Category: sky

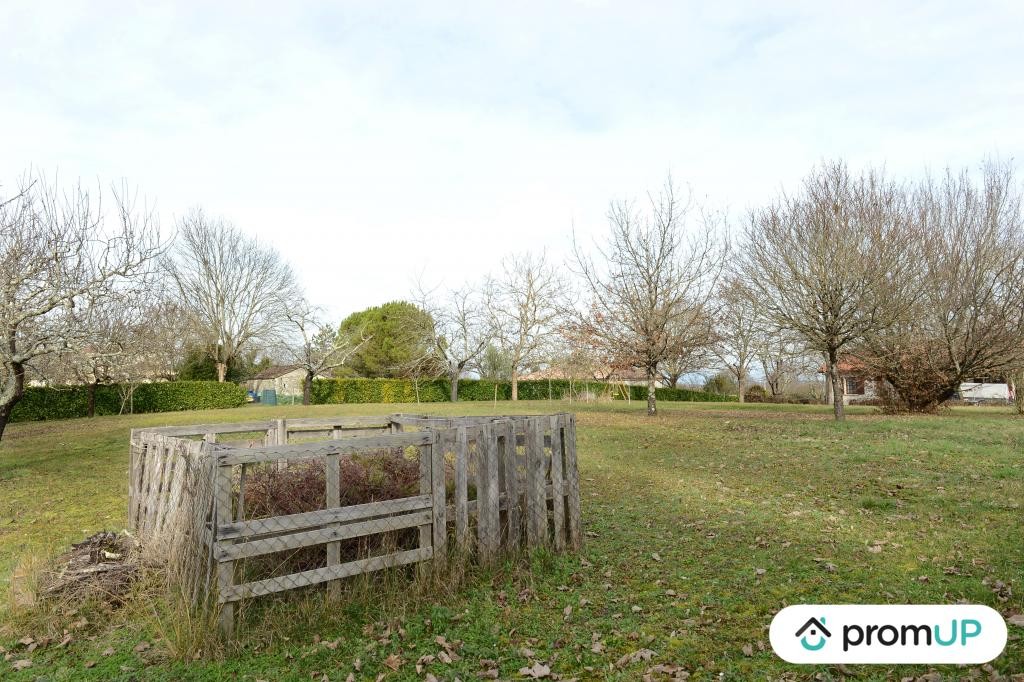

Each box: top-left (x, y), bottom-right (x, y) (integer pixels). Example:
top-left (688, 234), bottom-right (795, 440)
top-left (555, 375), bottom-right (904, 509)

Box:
top-left (3, 1), bottom-right (1023, 320)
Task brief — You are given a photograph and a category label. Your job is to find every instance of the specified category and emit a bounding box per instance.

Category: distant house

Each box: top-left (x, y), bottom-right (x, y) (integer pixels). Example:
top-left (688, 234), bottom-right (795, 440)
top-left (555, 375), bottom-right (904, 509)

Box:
top-left (246, 365), bottom-right (318, 398)
top-left (825, 360), bottom-right (1011, 405)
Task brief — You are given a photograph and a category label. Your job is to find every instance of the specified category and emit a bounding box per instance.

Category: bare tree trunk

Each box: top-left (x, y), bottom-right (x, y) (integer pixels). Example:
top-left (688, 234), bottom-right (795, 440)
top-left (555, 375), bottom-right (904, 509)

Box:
top-left (87, 381), bottom-right (98, 417)
top-left (0, 362), bottom-right (26, 443)
top-left (511, 371), bottom-right (519, 401)
top-left (646, 367), bottom-right (657, 416)
top-left (827, 350), bottom-right (844, 421)
top-left (823, 358), bottom-right (833, 405)
top-left (449, 370), bottom-right (459, 402)
top-left (216, 361), bottom-right (227, 383)
top-left (737, 373), bottom-right (745, 403)
top-left (303, 371), bottom-right (313, 406)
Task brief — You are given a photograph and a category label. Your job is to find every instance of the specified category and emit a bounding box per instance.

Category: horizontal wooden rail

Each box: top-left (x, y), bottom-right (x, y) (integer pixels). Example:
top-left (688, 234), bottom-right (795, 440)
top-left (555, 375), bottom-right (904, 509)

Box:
top-left (216, 510), bottom-right (431, 562)
top-left (217, 494), bottom-right (433, 541)
top-left (220, 546), bottom-right (431, 602)
top-left (213, 432), bottom-right (431, 465)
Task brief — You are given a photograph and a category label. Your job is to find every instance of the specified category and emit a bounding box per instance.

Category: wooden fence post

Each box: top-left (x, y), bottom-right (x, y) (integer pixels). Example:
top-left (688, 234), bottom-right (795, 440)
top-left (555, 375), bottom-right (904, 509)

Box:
top-left (501, 420), bottom-right (520, 550)
top-left (455, 425), bottom-right (470, 553)
top-left (549, 415), bottom-right (565, 551)
top-left (564, 414), bottom-right (582, 549)
top-left (215, 456), bottom-right (235, 637)
top-left (477, 424), bottom-right (500, 563)
top-left (430, 430), bottom-right (447, 567)
top-left (526, 419), bottom-right (548, 548)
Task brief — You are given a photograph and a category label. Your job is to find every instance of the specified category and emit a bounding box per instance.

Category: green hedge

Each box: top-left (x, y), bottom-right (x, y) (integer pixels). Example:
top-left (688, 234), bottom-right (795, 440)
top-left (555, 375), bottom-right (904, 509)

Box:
top-left (11, 381), bottom-right (247, 422)
top-left (311, 378), bottom-right (735, 404)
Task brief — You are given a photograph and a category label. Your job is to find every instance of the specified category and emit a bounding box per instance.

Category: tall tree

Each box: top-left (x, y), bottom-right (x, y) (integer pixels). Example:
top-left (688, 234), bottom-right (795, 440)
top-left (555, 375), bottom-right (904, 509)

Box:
top-left (740, 162), bottom-right (919, 421)
top-left (571, 178), bottom-right (723, 415)
top-left (859, 161), bottom-right (1024, 411)
top-left (419, 284), bottom-right (492, 402)
top-left (165, 208), bottom-right (297, 382)
top-left (337, 301), bottom-right (435, 378)
top-left (488, 251), bottom-right (565, 400)
top-left (0, 173), bottom-right (161, 441)
top-left (712, 277), bottom-right (759, 402)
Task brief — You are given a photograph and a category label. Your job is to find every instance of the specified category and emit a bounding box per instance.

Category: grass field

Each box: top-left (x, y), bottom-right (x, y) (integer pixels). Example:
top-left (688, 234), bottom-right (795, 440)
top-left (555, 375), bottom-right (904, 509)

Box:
top-left (1, 400), bottom-right (1022, 680)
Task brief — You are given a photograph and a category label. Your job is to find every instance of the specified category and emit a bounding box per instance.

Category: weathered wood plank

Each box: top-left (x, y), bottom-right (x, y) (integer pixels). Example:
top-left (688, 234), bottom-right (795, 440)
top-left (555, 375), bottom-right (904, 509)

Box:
top-left (549, 416), bottom-right (565, 551)
top-left (430, 431), bottom-right (447, 566)
top-left (214, 432), bottom-right (432, 465)
top-left (221, 547), bottom-right (432, 602)
top-left (417, 443), bottom-right (432, 555)
top-left (564, 414), bottom-right (582, 549)
top-left (526, 420), bottom-right (548, 548)
top-left (215, 459), bottom-right (235, 636)
top-left (216, 510), bottom-right (432, 562)
top-left (455, 426), bottom-right (469, 552)
top-left (477, 425), bottom-right (500, 563)
top-left (326, 452), bottom-right (340, 567)
top-left (217, 494), bottom-right (433, 540)
top-left (501, 420), bottom-right (520, 550)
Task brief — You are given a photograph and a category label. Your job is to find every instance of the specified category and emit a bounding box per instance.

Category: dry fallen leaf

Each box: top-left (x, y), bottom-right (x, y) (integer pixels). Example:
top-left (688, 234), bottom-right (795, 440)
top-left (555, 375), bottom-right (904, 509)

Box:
top-left (133, 641), bottom-right (151, 653)
top-left (102, 647), bottom-right (115, 657)
top-left (383, 653), bottom-right (402, 671)
top-left (12, 659), bottom-right (32, 671)
top-left (84, 660), bottom-right (97, 669)
top-left (519, 661), bottom-right (551, 678)
top-left (1007, 613), bottom-right (1024, 627)
top-left (742, 643), bottom-right (754, 657)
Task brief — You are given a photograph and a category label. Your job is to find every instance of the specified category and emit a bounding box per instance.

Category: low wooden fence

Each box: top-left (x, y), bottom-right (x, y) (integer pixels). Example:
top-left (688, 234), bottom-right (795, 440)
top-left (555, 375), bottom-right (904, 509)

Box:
top-left (128, 413), bottom-right (580, 635)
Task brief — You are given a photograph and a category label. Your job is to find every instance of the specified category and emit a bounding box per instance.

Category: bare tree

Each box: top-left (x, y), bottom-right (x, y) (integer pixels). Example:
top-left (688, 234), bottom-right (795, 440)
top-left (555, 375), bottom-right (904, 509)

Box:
top-left (488, 251), bottom-right (565, 400)
top-left (0, 173), bottom-right (161, 441)
top-left (755, 328), bottom-right (814, 399)
top-left (740, 162), bottom-right (920, 421)
top-left (571, 178), bottom-right (723, 415)
top-left (859, 161), bottom-right (1024, 411)
top-left (165, 208), bottom-right (297, 382)
top-left (280, 299), bottom-right (371, 405)
top-left (658, 305), bottom-right (714, 388)
top-left (712, 277), bottom-right (758, 402)
top-left (419, 283), bottom-right (492, 402)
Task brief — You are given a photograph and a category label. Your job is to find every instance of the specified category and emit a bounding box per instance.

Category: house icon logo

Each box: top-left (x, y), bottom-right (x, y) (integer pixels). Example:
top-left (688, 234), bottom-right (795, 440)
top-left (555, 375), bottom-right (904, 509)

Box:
top-left (795, 616), bottom-right (831, 651)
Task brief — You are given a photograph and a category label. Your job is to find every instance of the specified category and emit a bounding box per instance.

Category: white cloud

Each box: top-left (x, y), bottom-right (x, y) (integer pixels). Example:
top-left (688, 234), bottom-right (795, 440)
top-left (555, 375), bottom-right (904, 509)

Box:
top-left (2, 1), bottom-right (1022, 319)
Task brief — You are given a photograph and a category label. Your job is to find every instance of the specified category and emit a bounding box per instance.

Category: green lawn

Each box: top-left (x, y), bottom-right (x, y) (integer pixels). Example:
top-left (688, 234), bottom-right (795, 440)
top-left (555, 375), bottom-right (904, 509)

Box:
top-left (1, 401), bottom-right (1022, 680)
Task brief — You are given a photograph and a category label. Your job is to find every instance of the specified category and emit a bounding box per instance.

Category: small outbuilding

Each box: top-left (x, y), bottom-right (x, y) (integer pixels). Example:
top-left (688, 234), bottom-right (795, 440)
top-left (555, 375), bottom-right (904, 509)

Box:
top-left (246, 365), bottom-right (309, 399)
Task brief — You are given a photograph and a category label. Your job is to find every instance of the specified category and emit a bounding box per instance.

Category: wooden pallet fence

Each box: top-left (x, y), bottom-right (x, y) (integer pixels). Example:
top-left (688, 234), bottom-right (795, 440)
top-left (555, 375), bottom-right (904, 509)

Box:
top-left (127, 413), bottom-right (580, 636)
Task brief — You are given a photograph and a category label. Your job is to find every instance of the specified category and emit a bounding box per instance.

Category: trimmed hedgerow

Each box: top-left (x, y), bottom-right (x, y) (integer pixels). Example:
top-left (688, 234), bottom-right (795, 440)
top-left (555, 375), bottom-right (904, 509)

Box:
top-left (10, 381), bottom-right (247, 422)
top-left (310, 378), bottom-right (735, 404)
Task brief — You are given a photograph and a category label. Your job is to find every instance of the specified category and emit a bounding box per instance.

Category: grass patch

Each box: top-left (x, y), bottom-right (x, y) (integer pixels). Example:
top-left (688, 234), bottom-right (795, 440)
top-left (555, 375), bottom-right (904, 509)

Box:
top-left (1, 401), bottom-right (1022, 679)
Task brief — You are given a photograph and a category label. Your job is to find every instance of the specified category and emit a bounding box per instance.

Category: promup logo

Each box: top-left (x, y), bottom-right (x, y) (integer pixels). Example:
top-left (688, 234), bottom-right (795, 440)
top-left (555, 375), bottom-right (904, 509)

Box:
top-left (795, 617), bottom-right (831, 651)
top-left (770, 605), bottom-right (1007, 664)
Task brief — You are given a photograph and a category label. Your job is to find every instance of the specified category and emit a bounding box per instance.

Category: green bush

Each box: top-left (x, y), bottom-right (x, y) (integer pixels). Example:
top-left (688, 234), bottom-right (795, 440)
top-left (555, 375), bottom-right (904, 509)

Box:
top-left (310, 378), bottom-right (735, 404)
top-left (11, 381), bottom-right (247, 422)
top-left (744, 385), bottom-right (767, 403)
top-left (621, 384), bottom-right (737, 403)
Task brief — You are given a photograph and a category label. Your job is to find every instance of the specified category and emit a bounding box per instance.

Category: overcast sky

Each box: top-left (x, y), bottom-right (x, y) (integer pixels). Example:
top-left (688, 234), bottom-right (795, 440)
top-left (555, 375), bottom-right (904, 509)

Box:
top-left (3, 1), bottom-right (1022, 319)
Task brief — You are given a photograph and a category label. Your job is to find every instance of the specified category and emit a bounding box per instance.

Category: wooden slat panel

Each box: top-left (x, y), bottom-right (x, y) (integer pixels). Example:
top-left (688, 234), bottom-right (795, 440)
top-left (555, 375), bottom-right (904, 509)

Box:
top-left (549, 416), bottom-right (565, 551)
top-left (326, 452), bottom-right (340, 567)
top-left (214, 432), bottom-right (432, 465)
top-left (501, 421), bottom-right (520, 550)
top-left (220, 546), bottom-right (431, 602)
top-left (477, 425), bottom-right (500, 563)
top-left (526, 420), bottom-right (548, 548)
top-left (140, 421), bottom-right (274, 437)
top-left (430, 431), bottom-right (447, 565)
top-left (217, 494), bottom-right (433, 540)
top-left (455, 426), bottom-right (469, 552)
top-left (564, 414), bottom-right (582, 549)
top-left (216, 510), bottom-right (432, 561)
top-left (215, 457), bottom-right (236, 636)
top-left (417, 447), bottom-right (432, 554)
